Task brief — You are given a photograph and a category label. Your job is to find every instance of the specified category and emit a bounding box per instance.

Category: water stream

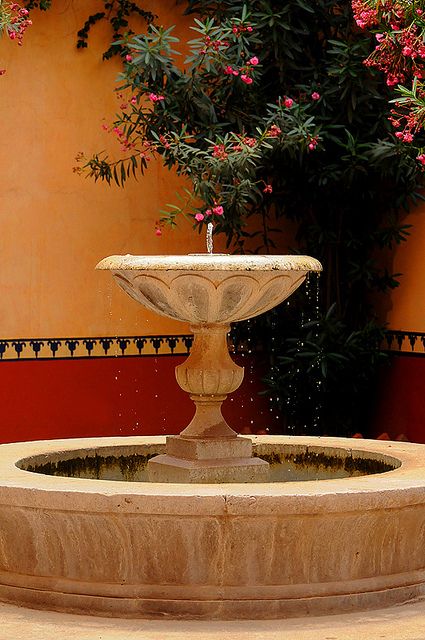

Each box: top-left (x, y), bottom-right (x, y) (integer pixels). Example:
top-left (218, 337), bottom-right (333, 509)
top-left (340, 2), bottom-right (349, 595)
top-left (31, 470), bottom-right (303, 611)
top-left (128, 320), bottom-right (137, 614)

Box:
top-left (206, 222), bottom-right (214, 254)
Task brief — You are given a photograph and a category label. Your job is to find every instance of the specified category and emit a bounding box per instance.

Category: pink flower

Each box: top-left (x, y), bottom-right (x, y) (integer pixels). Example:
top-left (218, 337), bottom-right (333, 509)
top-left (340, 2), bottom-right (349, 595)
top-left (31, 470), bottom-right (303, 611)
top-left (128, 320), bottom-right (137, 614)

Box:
top-left (242, 137), bottom-right (256, 147)
top-left (263, 184), bottom-right (273, 193)
top-left (416, 154), bottom-right (425, 165)
top-left (149, 93), bottom-right (165, 102)
top-left (155, 228), bottom-right (162, 237)
top-left (249, 56), bottom-right (259, 66)
top-left (241, 74), bottom-right (253, 85)
top-left (130, 96), bottom-right (137, 105)
top-left (125, 54), bottom-right (133, 62)
top-left (224, 65), bottom-right (234, 75)
top-left (205, 209), bottom-right (213, 216)
top-left (212, 144), bottom-right (228, 160)
top-left (308, 137), bottom-right (319, 151)
top-left (213, 205), bottom-right (224, 216)
top-left (267, 124), bottom-right (282, 138)
top-left (311, 92), bottom-right (320, 101)
top-left (195, 213), bottom-right (205, 222)
top-left (247, 26), bottom-right (253, 32)
top-left (284, 97), bottom-right (294, 108)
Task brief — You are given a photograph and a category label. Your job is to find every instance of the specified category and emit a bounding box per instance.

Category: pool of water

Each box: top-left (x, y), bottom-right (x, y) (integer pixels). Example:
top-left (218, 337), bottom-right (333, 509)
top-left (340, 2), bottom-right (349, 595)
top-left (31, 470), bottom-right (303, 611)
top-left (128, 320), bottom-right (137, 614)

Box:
top-left (17, 441), bottom-right (400, 483)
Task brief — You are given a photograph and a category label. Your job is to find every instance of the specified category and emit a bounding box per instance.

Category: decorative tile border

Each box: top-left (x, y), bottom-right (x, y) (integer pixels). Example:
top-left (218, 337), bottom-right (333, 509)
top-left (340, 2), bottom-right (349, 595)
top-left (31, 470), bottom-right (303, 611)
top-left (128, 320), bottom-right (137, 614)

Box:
top-left (2, 330), bottom-right (422, 360)
top-left (0, 335), bottom-right (194, 361)
top-left (3, 330), bottom-right (420, 360)
top-left (384, 330), bottom-right (425, 355)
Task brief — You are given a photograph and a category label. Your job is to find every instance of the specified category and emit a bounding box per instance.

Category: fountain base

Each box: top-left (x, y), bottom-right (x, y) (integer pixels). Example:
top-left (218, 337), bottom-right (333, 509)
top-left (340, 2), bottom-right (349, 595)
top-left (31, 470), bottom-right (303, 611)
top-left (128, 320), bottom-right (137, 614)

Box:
top-left (147, 435), bottom-right (270, 483)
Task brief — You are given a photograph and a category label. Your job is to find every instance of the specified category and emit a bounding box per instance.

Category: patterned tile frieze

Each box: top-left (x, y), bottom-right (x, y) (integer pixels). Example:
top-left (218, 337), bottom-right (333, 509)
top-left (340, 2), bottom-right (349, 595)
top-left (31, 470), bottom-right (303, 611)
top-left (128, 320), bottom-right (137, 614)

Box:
top-left (0, 335), bottom-right (195, 361)
top-left (384, 330), bottom-right (425, 355)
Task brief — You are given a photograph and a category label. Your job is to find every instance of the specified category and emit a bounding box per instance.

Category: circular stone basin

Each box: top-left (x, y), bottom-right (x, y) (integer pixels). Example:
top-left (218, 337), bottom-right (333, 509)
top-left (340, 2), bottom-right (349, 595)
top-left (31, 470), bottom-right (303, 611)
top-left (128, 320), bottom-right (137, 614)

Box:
top-left (17, 440), bottom-right (399, 483)
top-left (1, 436), bottom-right (425, 619)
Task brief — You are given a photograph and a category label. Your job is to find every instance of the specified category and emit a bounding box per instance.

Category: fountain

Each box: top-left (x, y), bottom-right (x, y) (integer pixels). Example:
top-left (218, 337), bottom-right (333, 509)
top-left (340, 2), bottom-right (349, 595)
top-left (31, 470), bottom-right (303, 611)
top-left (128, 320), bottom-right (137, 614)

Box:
top-left (96, 253), bottom-right (322, 483)
top-left (0, 252), bottom-right (425, 621)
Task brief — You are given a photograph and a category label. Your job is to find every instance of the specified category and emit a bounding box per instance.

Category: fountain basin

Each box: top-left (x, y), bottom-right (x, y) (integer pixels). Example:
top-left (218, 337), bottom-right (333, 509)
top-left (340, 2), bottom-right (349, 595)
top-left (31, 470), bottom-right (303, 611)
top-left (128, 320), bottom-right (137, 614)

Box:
top-left (1, 436), bottom-right (425, 618)
top-left (96, 254), bottom-right (322, 324)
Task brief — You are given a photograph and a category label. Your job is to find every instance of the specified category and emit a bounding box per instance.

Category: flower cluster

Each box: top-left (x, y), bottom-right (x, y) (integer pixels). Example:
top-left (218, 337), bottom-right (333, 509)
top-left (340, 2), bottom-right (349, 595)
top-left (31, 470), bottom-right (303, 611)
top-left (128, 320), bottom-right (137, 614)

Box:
top-left (353, 0), bottom-right (425, 142)
top-left (194, 204), bottom-right (224, 223)
top-left (352, 0), bottom-right (379, 29)
top-left (200, 34), bottom-right (229, 55)
top-left (224, 55), bottom-right (259, 85)
top-left (363, 24), bottom-right (425, 87)
top-left (0, 0), bottom-right (32, 73)
top-left (1, 2), bottom-right (32, 46)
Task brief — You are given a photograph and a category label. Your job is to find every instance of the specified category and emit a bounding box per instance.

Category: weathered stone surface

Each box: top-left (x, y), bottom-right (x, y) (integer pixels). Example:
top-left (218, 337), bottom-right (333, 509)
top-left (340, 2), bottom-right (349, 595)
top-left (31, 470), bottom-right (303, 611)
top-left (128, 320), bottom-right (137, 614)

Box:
top-left (165, 435), bottom-right (253, 460)
top-left (2, 436), bottom-right (425, 619)
top-left (96, 254), bottom-right (322, 324)
top-left (147, 453), bottom-right (269, 483)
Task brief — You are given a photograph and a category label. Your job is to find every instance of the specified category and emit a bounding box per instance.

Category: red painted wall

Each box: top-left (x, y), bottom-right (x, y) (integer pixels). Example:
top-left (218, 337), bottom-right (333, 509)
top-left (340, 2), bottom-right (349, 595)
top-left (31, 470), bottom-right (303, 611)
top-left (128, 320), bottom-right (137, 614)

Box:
top-left (0, 355), bottom-right (271, 444)
top-left (372, 355), bottom-right (425, 443)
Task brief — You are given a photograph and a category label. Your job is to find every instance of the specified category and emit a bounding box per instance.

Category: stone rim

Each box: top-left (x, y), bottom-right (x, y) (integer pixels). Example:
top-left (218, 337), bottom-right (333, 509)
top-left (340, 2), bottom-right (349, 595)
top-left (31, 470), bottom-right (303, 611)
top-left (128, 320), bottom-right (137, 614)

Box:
top-left (3, 436), bottom-right (423, 506)
top-left (96, 254), bottom-right (323, 272)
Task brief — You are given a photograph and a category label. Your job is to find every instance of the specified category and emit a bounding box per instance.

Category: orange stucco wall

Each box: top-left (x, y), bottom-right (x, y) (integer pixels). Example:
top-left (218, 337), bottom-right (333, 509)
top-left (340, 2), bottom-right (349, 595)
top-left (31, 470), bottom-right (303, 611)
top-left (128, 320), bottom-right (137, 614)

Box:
top-left (0, 0), bottom-right (225, 339)
top-left (4, 0), bottom-right (423, 339)
top-left (383, 200), bottom-right (425, 331)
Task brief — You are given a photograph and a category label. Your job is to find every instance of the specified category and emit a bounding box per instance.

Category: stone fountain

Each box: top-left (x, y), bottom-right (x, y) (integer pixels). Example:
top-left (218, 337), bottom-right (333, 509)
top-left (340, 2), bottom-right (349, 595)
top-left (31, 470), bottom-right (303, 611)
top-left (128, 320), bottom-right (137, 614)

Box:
top-left (96, 253), bottom-right (321, 483)
top-left (0, 252), bottom-right (425, 621)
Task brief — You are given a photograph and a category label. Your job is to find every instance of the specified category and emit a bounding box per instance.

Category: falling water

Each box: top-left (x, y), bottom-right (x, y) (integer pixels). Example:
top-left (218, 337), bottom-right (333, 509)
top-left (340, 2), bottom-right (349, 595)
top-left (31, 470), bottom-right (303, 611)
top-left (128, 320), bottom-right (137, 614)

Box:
top-left (284, 272), bottom-right (322, 434)
top-left (310, 272), bottom-right (322, 433)
top-left (206, 222), bottom-right (214, 255)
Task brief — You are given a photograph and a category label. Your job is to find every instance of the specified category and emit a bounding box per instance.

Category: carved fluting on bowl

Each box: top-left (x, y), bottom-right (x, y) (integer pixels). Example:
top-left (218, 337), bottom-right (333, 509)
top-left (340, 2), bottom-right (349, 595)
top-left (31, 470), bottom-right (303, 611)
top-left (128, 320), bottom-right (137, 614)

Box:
top-left (111, 270), bottom-right (306, 324)
top-left (97, 254), bottom-right (322, 324)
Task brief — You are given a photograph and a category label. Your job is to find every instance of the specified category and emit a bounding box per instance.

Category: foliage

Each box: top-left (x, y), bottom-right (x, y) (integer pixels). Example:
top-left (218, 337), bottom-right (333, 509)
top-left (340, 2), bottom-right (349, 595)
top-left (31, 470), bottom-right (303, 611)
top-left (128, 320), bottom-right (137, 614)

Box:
top-left (63, 1), bottom-right (425, 433)
top-left (262, 301), bottom-right (388, 436)
top-left (78, 14), bottom-right (318, 247)
top-left (23, 0), bottom-right (155, 59)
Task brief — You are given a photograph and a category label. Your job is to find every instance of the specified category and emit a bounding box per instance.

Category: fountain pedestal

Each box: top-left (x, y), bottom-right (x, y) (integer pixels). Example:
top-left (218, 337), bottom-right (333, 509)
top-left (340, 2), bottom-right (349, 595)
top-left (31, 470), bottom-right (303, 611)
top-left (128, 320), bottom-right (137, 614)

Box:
top-left (147, 323), bottom-right (270, 482)
top-left (96, 253), bottom-right (322, 484)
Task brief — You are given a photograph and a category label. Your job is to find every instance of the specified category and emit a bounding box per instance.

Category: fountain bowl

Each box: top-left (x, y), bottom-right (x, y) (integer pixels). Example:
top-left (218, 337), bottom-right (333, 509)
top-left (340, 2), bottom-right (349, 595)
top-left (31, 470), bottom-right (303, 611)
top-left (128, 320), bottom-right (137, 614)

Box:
top-left (1, 436), bottom-right (425, 619)
top-left (96, 254), bottom-right (322, 324)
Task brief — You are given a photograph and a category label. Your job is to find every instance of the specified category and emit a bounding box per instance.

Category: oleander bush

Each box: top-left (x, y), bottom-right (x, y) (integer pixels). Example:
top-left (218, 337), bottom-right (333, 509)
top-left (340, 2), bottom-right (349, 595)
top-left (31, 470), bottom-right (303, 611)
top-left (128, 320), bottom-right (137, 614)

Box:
top-left (11, 0), bottom-right (425, 435)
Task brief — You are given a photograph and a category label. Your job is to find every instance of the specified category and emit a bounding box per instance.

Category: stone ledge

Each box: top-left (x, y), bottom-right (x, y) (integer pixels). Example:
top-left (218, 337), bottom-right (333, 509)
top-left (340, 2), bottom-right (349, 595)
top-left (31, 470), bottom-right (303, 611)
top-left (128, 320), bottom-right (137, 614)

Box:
top-left (165, 435), bottom-right (253, 460)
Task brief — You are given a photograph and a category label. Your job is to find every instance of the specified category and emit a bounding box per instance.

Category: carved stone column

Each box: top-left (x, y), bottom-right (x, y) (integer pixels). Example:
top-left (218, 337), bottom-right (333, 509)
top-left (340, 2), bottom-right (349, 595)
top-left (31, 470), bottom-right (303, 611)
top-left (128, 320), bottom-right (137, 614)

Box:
top-left (147, 324), bottom-right (270, 483)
